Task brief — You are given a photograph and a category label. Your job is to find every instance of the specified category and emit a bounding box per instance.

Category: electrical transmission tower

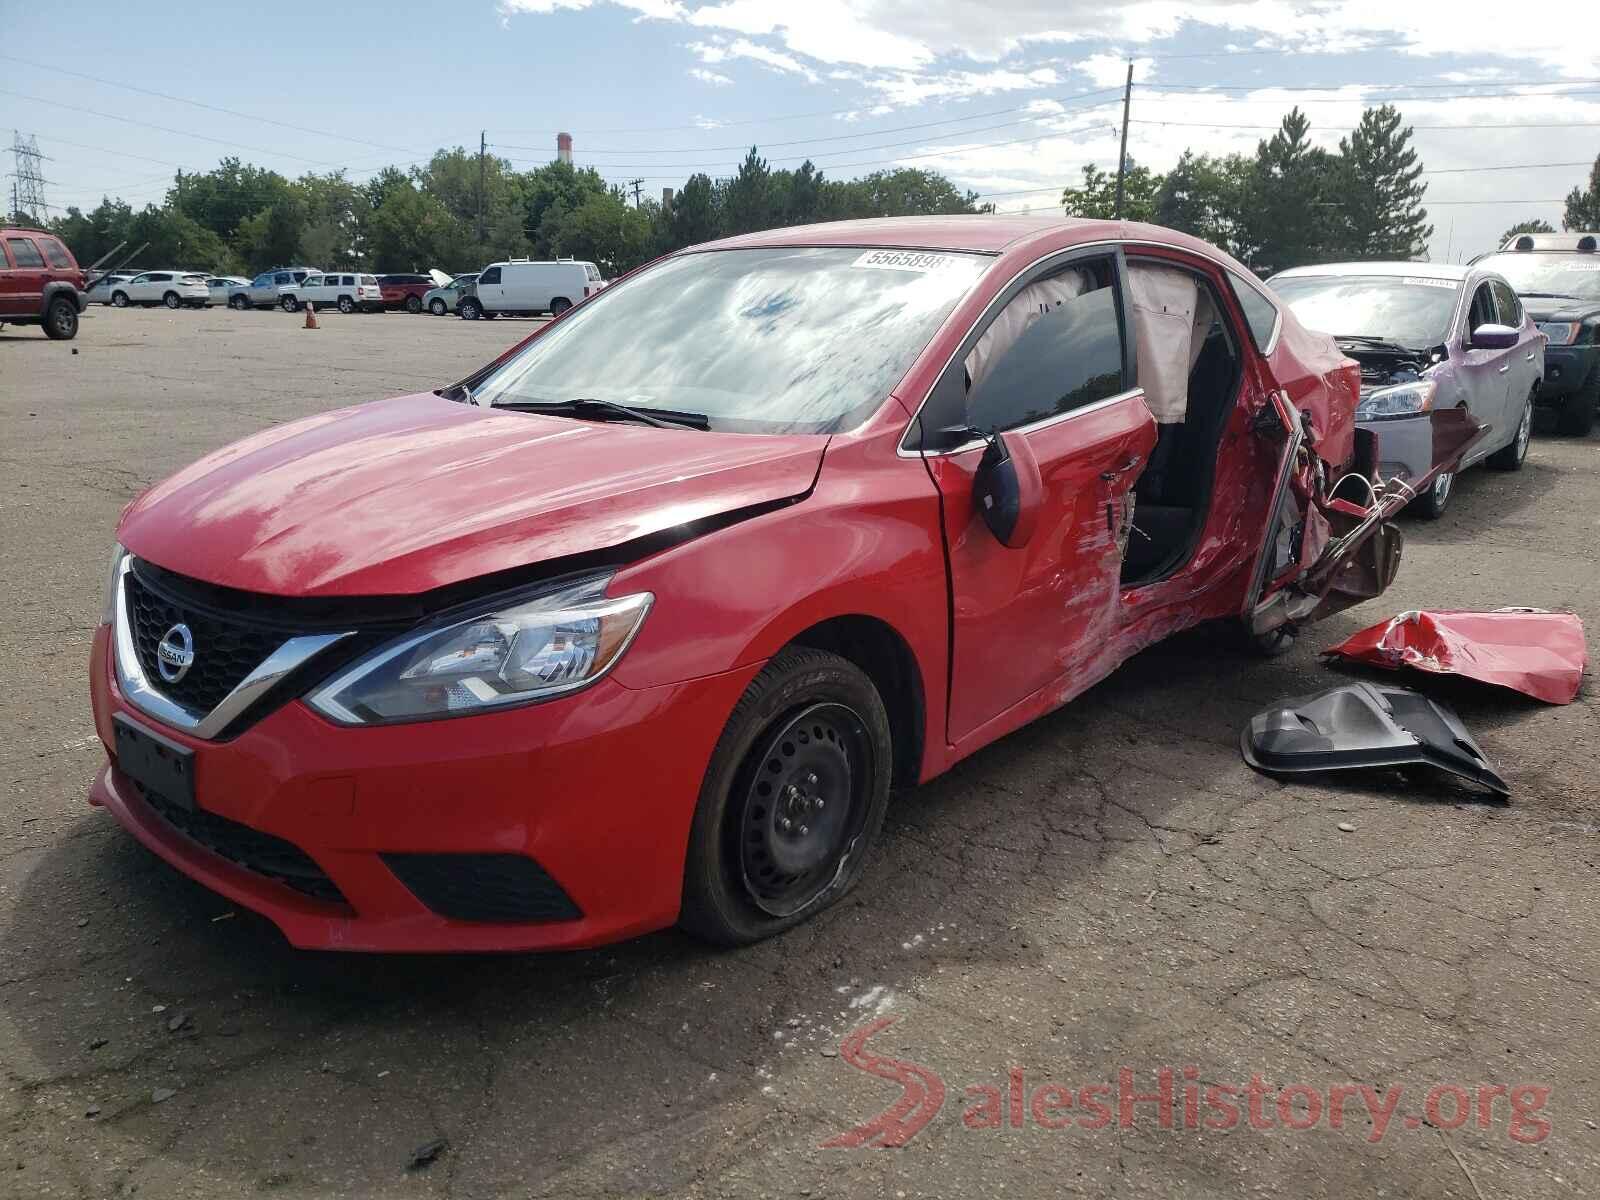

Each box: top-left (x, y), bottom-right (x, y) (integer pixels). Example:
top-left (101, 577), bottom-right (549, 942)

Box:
top-left (9, 132), bottom-right (51, 223)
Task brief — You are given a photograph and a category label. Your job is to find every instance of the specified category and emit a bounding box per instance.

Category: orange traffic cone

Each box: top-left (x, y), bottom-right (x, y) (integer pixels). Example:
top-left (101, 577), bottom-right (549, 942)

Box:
top-left (303, 301), bottom-right (319, 330)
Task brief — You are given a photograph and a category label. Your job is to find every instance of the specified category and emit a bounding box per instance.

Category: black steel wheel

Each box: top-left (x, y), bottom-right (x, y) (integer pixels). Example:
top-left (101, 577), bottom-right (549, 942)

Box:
top-left (43, 295), bottom-right (79, 340)
top-left (405, 294), bottom-right (422, 313)
top-left (680, 648), bottom-right (892, 945)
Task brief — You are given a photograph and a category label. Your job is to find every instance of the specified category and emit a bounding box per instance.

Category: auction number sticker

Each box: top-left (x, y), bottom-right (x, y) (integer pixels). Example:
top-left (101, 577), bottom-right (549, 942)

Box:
top-left (1399, 276), bottom-right (1458, 289)
top-left (853, 250), bottom-right (962, 272)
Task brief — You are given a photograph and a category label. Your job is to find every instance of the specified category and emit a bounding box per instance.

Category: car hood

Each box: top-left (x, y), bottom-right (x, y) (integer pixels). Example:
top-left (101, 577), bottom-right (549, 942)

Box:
top-left (1521, 297), bottom-right (1600, 322)
top-left (117, 392), bottom-right (826, 597)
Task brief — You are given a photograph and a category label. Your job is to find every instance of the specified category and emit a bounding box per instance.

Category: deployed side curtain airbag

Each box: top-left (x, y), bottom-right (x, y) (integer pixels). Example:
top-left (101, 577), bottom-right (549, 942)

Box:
top-left (1127, 263), bottom-right (1204, 425)
top-left (964, 269), bottom-right (1091, 394)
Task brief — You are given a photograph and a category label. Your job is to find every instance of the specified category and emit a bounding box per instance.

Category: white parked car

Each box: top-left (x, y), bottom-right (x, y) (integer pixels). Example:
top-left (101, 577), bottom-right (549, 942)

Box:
top-left (207, 276), bottom-right (250, 307)
top-left (458, 258), bottom-right (604, 320)
top-left (111, 271), bottom-right (211, 309)
top-left (277, 271), bottom-right (385, 314)
top-left (85, 274), bottom-right (132, 305)
top-left (230, 267), bottom-right (320, 309)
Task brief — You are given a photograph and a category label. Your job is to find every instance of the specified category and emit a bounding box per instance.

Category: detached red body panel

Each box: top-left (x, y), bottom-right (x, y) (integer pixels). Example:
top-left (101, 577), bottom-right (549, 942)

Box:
top-left (1324, 609), bottom-right (1588, 704)
top-left (88, 216), bottom-right (1410, 952)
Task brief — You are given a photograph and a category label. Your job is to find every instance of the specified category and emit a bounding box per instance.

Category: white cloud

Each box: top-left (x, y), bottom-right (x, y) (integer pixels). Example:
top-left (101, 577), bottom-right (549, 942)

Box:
top-left (688, 37), bottom-right (822, 82)
top-left (1075, 53), bottom-right (1152, 88)
top-left (688, 67), bottom-right (734, 85)
top-left (861, 66), bottom-right (1061, 107)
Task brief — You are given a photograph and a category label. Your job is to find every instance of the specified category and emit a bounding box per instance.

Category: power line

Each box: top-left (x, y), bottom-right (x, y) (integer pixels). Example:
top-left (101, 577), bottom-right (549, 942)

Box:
top-left (1134, 87), bottom-right (1600, 106)
top-left (1139, 77), bottom-right (1600, 93)
top-left (1131, 117), bottom-right (1600, 131)
top-left (0, 54), bottom-right (436, 155)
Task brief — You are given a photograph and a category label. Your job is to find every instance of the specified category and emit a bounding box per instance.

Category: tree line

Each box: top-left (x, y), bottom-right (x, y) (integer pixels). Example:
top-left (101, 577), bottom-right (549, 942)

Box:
top-left (28, 147), bottom-right (985, 278)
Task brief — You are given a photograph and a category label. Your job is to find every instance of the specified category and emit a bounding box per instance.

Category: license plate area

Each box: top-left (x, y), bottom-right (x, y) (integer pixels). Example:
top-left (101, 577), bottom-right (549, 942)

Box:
top-left (113, 715), bottom-right (196, 811)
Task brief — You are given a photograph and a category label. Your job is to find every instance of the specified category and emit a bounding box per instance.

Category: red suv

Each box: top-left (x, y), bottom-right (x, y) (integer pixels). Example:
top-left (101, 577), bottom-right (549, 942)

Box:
top-left (377, 273), bottom-right (436, 313)
top-left (1, 227), bottom-right (85, 339)
top-left (87, 217), bottom-right (1472, 953)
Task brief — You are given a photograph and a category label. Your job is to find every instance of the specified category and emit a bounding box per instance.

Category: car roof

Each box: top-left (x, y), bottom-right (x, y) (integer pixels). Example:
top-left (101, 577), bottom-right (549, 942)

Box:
top-left (697, 214), bottom-right (1148, 256)
top-left (1498, 232), bottom-right (1600, 252)
top-left (1272, 261), bottom-right (1472, 282)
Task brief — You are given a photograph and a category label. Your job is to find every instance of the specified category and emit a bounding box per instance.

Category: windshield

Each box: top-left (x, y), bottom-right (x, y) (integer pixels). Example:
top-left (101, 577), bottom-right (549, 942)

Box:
top-left (1270, 274), bottom-right (1459, 347)
top-left (1475, 253), bottom-right (1600, 300)
top-left (472, 246), bottom-right (988, 434)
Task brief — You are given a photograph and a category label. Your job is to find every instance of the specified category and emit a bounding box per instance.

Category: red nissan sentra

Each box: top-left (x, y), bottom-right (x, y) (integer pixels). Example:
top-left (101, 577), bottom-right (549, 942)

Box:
top-left (88, 216), bottom-right (1468, 952)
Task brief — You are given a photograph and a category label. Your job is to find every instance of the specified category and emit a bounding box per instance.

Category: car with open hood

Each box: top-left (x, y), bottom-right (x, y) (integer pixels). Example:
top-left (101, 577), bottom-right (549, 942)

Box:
top-left (1269, 261), bottom-right (1542, 518)
top-left (87, 216), bottom-right (1471, 953)
top-left (1473, 232), bottom-right (1600, 436)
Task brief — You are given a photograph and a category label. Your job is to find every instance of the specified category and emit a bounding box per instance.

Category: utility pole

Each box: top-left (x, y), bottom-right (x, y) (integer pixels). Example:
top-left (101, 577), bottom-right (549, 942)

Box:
top-left (1113, 62), bottom-right (1133, 220)
top-left (477, 130), bottom-right (487, 242)
top-left (628, 177), bottom-right (644, 208)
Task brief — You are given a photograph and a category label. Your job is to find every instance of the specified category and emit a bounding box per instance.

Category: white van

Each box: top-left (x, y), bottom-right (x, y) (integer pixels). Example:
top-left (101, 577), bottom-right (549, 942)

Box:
top-left (458, 259), bottom-right (604, 320)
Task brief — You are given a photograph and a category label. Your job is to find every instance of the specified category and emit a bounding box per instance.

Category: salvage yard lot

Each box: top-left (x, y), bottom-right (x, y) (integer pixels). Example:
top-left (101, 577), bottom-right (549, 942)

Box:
top-left (2, 306), bottom-right (1598, 1198)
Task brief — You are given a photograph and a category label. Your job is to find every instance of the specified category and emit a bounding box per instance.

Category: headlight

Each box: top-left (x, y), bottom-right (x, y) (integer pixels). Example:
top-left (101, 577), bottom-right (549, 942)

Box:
top-left (101, 543), bottom-right (126, 625)
top-left (1537, 321), bottom-right (1582, 346)
top-left (1357, 379), bottom-right (1437, 420)
top-left (307, 576), bottom-right (652, 725)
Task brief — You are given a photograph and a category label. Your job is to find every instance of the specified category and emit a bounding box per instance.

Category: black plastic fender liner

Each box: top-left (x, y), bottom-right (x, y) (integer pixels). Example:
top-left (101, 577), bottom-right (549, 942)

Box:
top-left (1241, 681), bottom-right (1510, 797)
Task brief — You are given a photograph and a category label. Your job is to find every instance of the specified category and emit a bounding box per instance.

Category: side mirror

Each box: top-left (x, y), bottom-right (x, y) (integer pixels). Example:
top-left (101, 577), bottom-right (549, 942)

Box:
top-left (1470, 323), bottom-right (1519, 351)
top-left (973, 431), bottom-right (1042, 549)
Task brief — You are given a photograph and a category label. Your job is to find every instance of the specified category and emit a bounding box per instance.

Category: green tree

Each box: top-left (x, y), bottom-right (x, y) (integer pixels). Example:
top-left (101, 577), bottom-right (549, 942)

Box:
top-left (1337, 105), bottom-right (1431, 258)
top-left (1059, 161), bottom-right (1161, 221)
top-left (1563, 154), bottom-right (1600, 231)
top-left (1500, 218), bottom-right (1556, 244)
top-left (834, 167), bottom-right (984, 217)
top-left (1153, 151), bottom-right (1250, 254)
top-left (168, 158), bottom-right (291, 243)
top-left (521, 160), bottom-right (610, 254)
top-left (665, 172), bottom-right (720, 249)
top-left (723, 147), bottom-right (776, 234)
top-left (1247, 108), bottom-right (1340, 273)
top-left (548, 191), bottom-right (653, 275)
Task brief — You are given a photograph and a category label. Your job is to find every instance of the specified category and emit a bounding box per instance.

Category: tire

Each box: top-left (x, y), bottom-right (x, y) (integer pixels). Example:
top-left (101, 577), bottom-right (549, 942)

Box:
top-left (1240, 622), bottom-right (1297, 657)
top-left (429, 298), bottom-right (447, 315)
top-left (43, 295), bottom-right (79, 340)
top-left (229, 294), bottom-right (248, 310)
top-left (281, 295), bottom-right (299, 312)
top-left (111, 291), bottom-right (129, 308)
top-left (679, 648), bottom-right (893, 946)
top-left (338, 295), bottom-right (355, 314)
top-left (1488, 388), bottom-right (1535, 470)
top-left (1555, 366), bottom-right (1599, 437)
top-left (404, 294), bottom-right (422, 313)
top-left (162, 291), bottom-right (180, 310)
top-left (459, 298), bottom-right (482, 321)
top-left (1413, 468), bottom-right (1454, 520)
top-left (550, 296), bottom-right (572, 316)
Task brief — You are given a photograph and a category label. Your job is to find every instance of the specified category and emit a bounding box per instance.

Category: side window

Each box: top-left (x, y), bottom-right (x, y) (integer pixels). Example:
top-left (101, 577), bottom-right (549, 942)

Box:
top-left (6, 238), bottom-right (47, 268)
top-left (1467, 283), bottom-right (1496, 335)
top-left (253, 273), bottom-right (272, 287)
top-left (1230, 274), bottom-right (1279, 350)
top-left (1491, 280), bottom-right (1521, 327)
top-left (340, 275), bottom-right (353, 286)
top-left (479, 266), bottom-right (502, 285)
top-left (38, 237), bottom-right (74, 269)
top-left (148, 273), bottom-right (170, 283)
top-left (964, 261), bottom-right (1127, 434)
top-left (275, 273), bottom-right (292, 286)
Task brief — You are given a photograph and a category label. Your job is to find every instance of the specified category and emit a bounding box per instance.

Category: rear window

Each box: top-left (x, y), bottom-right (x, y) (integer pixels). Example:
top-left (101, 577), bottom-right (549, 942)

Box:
top-left (39, 237), bottom-right (74, 269)
top-left (361, 275), bottom-right (377, 285)
top-left (5, 238), bottom-right (46, 268)
top-left (585, 264), bottom-right (602, 281)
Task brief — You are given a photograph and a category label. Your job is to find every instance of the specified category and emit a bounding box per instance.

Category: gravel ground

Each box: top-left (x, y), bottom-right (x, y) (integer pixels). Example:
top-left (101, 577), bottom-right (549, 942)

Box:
top-left (2, 305), bottom-right (1597, 1199)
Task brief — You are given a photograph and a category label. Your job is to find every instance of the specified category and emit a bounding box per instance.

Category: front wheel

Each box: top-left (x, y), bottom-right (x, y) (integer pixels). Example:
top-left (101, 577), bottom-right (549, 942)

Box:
top-left (459, 298), bottom-right (481, 320)
top-left (111, 292), bottom-right (129, 308)
top-left (280, 295), bottom-right (299, 312)
top-left (43, 295), bottom-right (79, 340)
top-left (1414, 468), bottom-right (1454, 520)
top-left (679, 648), bottom-right (892, 946)
top-left (1488, 390), bottom-right (1535, 470)
top-left (429, 298), bottom-right (447, 315)
top-left (229, 294), bottom-right (249, 310)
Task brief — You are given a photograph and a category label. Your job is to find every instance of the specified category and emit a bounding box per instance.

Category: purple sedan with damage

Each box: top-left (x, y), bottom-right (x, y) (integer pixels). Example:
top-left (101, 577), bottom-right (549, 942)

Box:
top-left (1268, 261), bottom-right (1544, 518)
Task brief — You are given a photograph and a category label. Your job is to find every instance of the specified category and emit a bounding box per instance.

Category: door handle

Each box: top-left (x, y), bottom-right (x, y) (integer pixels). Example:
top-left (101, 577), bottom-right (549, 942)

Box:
top-left (1497, 365), bottom-right (1509, 374)
top-left (1525, 352), bottom-right (1536, 361)
top-left (1100, 455), bottom-right (1143, 484)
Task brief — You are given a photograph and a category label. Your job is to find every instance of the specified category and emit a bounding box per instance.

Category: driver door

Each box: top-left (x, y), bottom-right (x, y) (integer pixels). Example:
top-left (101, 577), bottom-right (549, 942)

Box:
top-left (914, 249), bottom-right (1157, 744)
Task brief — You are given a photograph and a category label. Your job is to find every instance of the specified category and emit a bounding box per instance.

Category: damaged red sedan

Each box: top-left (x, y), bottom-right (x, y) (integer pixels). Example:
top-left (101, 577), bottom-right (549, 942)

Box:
top-left (88, 216), bottom-right (1458, 952)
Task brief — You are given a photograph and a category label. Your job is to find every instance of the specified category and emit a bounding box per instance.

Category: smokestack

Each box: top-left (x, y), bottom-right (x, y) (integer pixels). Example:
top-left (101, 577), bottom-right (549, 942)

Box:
top-left (557, 132), bottom-right (573, 166)
top-left (662, 186), bottom-right (675, 209)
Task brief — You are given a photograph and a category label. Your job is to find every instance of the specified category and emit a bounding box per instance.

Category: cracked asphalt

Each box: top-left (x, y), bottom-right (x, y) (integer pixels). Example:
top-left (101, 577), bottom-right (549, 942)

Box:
top-left (2, 306), bottom-right (1597, 1198)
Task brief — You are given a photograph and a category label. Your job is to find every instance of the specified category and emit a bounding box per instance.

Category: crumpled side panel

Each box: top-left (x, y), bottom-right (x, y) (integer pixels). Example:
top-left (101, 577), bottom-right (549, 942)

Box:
top-left (1323, 608), bottom-right (1588, 705)
top-left (1269, 311), bottom-right (1359, 469)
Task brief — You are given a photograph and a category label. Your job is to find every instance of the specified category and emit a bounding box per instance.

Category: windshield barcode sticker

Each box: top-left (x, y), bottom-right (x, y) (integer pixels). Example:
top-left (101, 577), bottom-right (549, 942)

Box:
top-left (852, 250), bottom-right (962, 273)
top-left (1399, 277), bottom-right (1458, 289)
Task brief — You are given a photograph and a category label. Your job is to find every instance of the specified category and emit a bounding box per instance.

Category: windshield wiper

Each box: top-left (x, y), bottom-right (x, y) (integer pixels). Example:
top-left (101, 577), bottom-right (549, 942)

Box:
top-left (1518, 291), bottom-right (1583, 300)
top-left (492, 397), bottom-right (710, 430)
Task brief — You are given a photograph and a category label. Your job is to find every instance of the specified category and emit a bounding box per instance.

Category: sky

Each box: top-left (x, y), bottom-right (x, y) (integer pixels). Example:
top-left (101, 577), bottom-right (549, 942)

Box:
top-left (4, 0), bottom-right (1598, 262)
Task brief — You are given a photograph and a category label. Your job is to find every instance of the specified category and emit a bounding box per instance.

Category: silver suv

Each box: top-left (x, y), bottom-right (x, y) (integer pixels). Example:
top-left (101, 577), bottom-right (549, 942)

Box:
top-left (229, 267), bottom-right (320, 310)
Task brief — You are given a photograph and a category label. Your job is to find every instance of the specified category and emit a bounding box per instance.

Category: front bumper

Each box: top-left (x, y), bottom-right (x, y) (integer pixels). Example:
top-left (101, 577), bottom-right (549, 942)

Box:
top-left (88, 624), bottom-right (758, 952)
top-left (1537, 345), bottom-right (1598, 401)
top-left (1358, 412), bottom-right (1434, 483)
